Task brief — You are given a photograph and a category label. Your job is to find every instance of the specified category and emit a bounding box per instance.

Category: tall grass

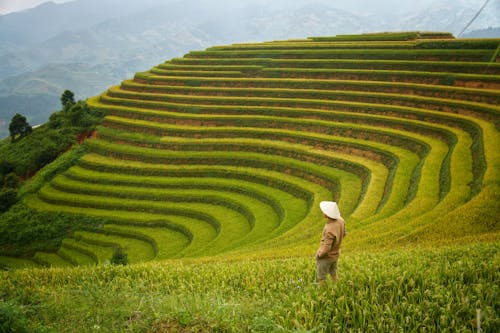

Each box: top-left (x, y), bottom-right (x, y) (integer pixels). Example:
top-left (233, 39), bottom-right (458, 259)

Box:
top-left (1, 243), bottom-right (498, 332)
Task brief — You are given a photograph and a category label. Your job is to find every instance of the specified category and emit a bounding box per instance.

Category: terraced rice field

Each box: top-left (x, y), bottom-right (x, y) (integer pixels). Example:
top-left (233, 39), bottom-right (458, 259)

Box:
top-left (2, 32), bottom-right (499, 268)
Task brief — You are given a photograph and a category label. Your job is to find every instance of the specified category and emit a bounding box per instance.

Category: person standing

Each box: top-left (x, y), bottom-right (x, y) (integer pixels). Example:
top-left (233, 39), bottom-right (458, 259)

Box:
top-left (315, 201), bottom-right (346, 286)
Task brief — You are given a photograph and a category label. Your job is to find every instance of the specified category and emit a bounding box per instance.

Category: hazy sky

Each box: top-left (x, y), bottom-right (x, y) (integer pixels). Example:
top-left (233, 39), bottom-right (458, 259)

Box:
top-left (0, 0), bottom-right (443, 15)
top-left (0, 0), bottom-right (489, 16)
top-left (0, 0), bottom-right (73, 14)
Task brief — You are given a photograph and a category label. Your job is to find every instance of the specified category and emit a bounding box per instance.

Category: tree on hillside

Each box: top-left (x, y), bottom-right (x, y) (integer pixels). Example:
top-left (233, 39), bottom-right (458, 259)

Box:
top-left (60, 90), bottom-right (75, 108)
top-left (9, 113), bottom-right (32, 142)
top-left (0, 188), bottom-right (17, 213)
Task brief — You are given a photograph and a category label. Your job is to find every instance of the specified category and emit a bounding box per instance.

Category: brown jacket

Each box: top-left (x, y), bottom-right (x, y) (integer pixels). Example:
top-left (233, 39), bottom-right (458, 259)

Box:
top-left (316, 217), bottom-right (346, 261)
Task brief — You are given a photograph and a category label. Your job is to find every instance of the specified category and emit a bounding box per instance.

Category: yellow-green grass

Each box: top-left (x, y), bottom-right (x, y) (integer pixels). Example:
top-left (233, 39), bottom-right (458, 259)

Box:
top-left (72, 230), bottom-right (155, 264)
top-left (209, 38), bottom-right (500, 50)
top-left (0, 256), bottom-right (39, 269)
top-left (93, 94), bottom-right (484, 214)
top-left (121, 78), bottom-right (500, 105)
top-left (49, 175), bottom-right (282, 248)
top-left (101, 224), bottom-right (189, 260)
top-left (105, 135), bottom-right (386, 219)
top-left (86, 135), bottom-right (371, 200)
top-left (148, 69), bottom-right (243, 77)
top-left (12, 34), bottom-right (499, 267)
top-left (70, 156), bottom-right (321, 254)
top-left (96, 122), bottom-right (418, 221)
top-left (33, 252), bottom-right (73, 267)
top-left (207, 41), bottom-right (419, 50)
top-left (57, 245), bottom-right (95, 266)
top-left (346, 124), bottom-right (476, 250)
top-left (69, 152), bottom-right (358, 249)
top-left (91, 88), bottom-right (490, 194)
top-left (35, 165), bottom-right (322, 255)
top-left (185, 48), bottom-right (494, 62)
top-left (104, 84), bottom-right (499, 123)
top-left (1, 243), bottom-right (498, 332)
top-left (35, 185), bottom-right (252, 256)
top-left (96, 110), bottom-right (445, 202)
top-left (136, 69), bottom-right (500, 90)
top-left (61, 166), bottom-right (309, 239)
top-left (309, 31), bottom-right (454, 41)
top-left (163, 58), bottom-right (500, 75)
top-left (260, 67), bottom-right (500, 88)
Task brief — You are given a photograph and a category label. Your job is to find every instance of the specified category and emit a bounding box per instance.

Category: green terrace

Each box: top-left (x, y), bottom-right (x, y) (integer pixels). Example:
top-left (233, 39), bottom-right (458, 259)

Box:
top-left (1, 32), bottom-right (498, 269)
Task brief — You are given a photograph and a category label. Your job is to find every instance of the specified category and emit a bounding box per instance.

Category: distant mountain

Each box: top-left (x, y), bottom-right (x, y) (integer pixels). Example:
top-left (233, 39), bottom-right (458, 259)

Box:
top-left (399, 0), bottom-right (500, 35)
top-left (0, 0), bottom-right (499, 138)
top-left (463, 26), bottom-right (500, 38)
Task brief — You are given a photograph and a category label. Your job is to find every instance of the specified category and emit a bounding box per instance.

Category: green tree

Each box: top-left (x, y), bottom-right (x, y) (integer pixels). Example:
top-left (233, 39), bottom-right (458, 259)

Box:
top-left (35, 139), bottom-right (59, 168)
top-left (9, 114), bottom-right (32, 142)
top-left (111, 247), bottom-right (128, 265)
top-left (60, 90), bottom-right (75, 108)
top-left (3, 173), bottom-right (20, 189)
top-left (0, 188), bottom-right (17, 213)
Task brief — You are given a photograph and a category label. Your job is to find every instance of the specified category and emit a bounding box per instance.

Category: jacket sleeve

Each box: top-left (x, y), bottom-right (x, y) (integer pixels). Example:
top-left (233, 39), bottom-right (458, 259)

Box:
top-left (316, 230), bottom-right (335, 258)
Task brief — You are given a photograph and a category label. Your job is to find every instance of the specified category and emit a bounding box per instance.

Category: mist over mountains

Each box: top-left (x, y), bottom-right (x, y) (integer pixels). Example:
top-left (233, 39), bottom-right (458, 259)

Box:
top-left (0, 0), bottom-right (499, 137)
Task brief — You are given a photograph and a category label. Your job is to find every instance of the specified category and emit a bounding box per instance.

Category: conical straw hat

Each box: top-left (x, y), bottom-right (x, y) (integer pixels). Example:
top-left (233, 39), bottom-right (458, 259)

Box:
top-left (320, 201), bottom-right (341, 219)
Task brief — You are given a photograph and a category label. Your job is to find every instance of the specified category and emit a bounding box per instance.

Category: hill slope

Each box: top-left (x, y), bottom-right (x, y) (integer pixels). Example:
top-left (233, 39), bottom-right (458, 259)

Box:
top-left (0, 31), bottom-right (499, 332)
top-left (1, 31), bottom-right (498, 268)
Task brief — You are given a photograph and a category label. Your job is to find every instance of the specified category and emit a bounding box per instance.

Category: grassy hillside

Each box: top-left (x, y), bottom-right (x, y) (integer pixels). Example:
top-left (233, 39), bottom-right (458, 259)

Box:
top-left (0, 32), bottom-right (499, 331)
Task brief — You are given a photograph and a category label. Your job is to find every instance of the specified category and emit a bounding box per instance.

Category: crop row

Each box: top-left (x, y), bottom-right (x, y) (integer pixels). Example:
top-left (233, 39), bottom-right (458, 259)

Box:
top-left (184, 48), bottom-right (494, 62)
top-left (98, 130), bottom-right (392, 218)
top-left (72, 230), bottom-right (156, 264)
top-left (49, 175), bottom-right (283, 232)
top-left (32, 252), bottom-right (71, 267)
top-left (209, 38), bottom-right (500, 51)
top-left (95, 116), bottom-right (453, 221)
top-left (62, 238), bottom-right (114, 264)
top-left (63, 166), bottom-right (288, 224)
top-left (94, 94), bottom-right (458, 164)
top-left (82, 137), bottom-right (365, 219)
top-left (308, 32), bottom-right (452, 41)
top-left (94, 102), bottom-right (480, 223)
top-left (60, 240), bottom-right (99, 264)
top-left (85, 138), bottom-right (367, 202)
top-left (57, 246), bottom-right (95, 266)
top-left (69, 156), bottom-right (321, 246)
top-left (88, 124), bottom-right (462, 226)
top-left (94, 100), bottom-right (457, 200)
top-left (123, 77), bottom-right (500, 105)
top-left (76, 153), bottom-right (316, 210)
top-left (80, 227), bottom-right (159, 258)
top-left (149, 69), bottom-right (243, 77)
top-left (96, 90), bottom-right (483, 199)
top-left (259, 68), bottom-right (500, 90)
top-left (35, 187), bottom-right (254, 256)
top-left (50, 177), bottom-right (290, 249)
top-left (38, 185), bottom-right (228, 235)
top-left (161, 58), bottom-right (500, 75)
top-left (0, 256), bottom-right (39, 270)
top-left (105, 87), bottom-right (490, 188)
top-left (101, 224), bottom-right (190, 259)
top-left (108, 85), bottom-right (499, 125)
top-left (96, 125), bottom-right (421, 223)
top-left (136, 70), bottom-right (500, 91)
